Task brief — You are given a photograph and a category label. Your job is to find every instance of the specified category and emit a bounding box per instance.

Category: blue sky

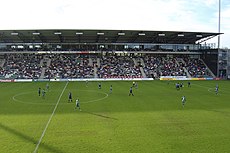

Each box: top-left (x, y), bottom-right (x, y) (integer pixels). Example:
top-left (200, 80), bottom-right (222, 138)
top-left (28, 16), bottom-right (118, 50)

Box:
top-left (0, 0), bottom-right (229, 48)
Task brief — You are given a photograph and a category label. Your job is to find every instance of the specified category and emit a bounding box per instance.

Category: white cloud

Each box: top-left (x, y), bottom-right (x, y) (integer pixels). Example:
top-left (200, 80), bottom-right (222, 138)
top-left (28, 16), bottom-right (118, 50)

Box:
top-left (219, 4), bottom-right (230, 48)
top-left (201, 0), bottom-right (218, 7)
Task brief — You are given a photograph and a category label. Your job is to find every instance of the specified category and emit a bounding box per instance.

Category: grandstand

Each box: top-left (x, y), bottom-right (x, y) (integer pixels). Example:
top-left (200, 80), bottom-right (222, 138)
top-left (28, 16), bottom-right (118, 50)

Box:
top-left (0, 29), bottom-right (226, 80)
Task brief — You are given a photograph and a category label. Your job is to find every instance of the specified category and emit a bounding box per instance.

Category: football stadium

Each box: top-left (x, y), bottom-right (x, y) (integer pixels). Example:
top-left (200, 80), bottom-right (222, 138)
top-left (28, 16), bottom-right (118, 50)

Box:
top-left (0, 29), bottom-right (230, 153)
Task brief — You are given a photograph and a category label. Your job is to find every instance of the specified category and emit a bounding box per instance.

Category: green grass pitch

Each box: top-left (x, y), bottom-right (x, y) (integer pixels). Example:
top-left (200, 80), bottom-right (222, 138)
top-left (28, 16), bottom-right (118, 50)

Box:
top-left (0, 80), bottom-right (230, 153)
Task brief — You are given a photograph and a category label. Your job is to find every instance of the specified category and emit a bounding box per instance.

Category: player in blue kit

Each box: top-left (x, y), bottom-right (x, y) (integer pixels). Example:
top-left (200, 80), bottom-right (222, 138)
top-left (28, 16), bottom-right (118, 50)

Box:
top-left (129, 87), bottom-right (134, 96)
top-left (110, 85), bottom-right (113, 94)
top-left (38, 87), bottom-right (41, 96)
top-left (188, 81), bottom-right (191, 87)
top-left (68, 92), bottom-right (73, 102)
top-left (176, 83), bottom-right (180, 90)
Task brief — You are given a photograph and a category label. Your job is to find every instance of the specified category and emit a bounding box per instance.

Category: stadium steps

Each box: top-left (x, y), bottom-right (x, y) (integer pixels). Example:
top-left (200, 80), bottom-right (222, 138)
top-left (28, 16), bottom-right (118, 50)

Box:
top-left (177, 58), bottom-right (191, 78)
top-left (39, 58), bottom-right (51, 79)
top-left (140, 58), bottom-right (147, 78)
top-left (132, 58), bottom-right (138, 65)
top-left (97, 58), bottom-right (100, 67)
top-left (94, 66), bottom-right (98, 78)
top-left (140, 67), bottom-right (146, 78)
top-left (88, 58), bottom-right (93, 66)
top-left (140, 58), bottom-right (145, 67)
top-left (133, 58), bottom-right (146, 78)
top-left (183, 67), bottom-right (191, 78)
top-left (93, 58), bottom-right (100, 78)
top-left (200, 59), bottom-right (216, 78)
top-left (46, 58), bottom-right (51, 67)
top-left (0, 59), bottom-right (5, 67)
top-left (40, 68), bottom-right (46, 79)
top-left (39, 59), bottom-right (44, 67)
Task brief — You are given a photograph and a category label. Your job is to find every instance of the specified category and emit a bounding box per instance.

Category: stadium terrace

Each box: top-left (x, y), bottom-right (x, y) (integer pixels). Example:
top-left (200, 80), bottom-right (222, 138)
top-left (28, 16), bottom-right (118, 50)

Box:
top-left (0, 29), bottom-right (228, 81)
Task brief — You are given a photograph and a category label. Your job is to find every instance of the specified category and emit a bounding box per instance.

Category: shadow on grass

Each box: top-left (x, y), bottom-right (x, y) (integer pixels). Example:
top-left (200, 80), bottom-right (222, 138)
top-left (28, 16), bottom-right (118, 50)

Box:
top-left (83, 111), bottom-right (118, 120)
top-left (0, 122), bottom-right (64, 153)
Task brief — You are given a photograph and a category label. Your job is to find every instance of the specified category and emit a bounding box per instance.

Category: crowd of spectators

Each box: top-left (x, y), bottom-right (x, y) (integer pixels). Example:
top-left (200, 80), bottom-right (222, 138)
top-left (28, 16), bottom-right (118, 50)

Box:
top-left (0, 53), bottom-right (213, 79)
top-left (183, 57), bottom-right (212, 77)
top-left (143, 55), bottom-right (186, 78)
top-left (44, 54), bottom-right (94, 79)
top-left (0, 54), bottom-right (42, 79)
top-left (98, 56), bottom-right (142, 78)
top-left (0, 67), bottom-right (4, 78)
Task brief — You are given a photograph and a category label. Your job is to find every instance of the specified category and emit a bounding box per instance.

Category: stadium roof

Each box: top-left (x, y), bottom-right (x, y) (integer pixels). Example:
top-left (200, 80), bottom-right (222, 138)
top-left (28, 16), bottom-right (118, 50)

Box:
top-left (0, 29), bottom-right (222, 44)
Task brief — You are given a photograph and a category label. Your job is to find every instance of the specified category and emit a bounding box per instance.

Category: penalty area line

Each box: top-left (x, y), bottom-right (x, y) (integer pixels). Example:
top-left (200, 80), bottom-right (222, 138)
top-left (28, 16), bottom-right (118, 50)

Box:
top-left (33, 81), bottom-right (69, 153)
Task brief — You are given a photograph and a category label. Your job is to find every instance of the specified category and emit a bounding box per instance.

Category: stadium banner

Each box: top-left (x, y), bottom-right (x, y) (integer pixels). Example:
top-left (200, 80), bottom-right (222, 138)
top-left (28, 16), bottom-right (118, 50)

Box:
top-left (48, 78), bottom-right (153, 82)
top-left (205, 78), bottom-right (214, 80)
top-left (0, 79), bottom-right (15, 82)
top-left (33, 79), bottom-right (50, 82)
top-left (191, 78), bottom-right (201, 80)
top-left (15, 79), bottom-right (33, 82)
top-left (4, 77), bottom-right (217, 82)
top-left (160, 76), bottom-right (187, 80)
top-left (160, 76), bottom-right (214, 81)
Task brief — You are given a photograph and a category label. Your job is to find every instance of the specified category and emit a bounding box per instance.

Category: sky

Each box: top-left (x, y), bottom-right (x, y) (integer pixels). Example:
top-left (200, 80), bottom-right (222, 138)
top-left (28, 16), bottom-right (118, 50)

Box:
top-left (0, 0), bottom-right (229, 48)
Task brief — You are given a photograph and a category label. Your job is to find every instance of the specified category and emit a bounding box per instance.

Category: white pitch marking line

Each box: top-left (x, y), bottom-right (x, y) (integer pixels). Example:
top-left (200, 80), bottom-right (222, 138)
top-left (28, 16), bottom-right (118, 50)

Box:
top-left (33, 81), bottom-right (69, 153)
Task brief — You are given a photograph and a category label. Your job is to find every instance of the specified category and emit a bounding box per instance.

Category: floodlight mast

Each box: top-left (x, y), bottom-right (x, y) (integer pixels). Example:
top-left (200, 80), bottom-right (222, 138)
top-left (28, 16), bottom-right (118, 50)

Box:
top-left (217, 0), bottom-right (221, 77)
top-left (218, 0), bottom-right (221, 49)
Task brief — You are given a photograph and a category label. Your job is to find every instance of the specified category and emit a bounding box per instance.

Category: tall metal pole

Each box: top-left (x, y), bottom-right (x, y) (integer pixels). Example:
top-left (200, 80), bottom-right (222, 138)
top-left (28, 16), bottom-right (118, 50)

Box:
top-left (218, 0), bottom-right (221, 48)
top-left (217, 0), bottom-right (221, 77)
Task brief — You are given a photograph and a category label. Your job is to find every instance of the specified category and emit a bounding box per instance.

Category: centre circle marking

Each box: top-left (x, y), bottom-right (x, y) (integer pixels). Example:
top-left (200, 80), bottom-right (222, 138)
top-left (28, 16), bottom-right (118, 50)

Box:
top-left (12, 89), bottom-right (109, 105)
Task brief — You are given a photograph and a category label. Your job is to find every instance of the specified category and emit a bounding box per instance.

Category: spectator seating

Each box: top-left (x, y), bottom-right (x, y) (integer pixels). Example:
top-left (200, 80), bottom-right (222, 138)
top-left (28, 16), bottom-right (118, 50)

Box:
top-left (98, 56), bottom-right (142, 78)
top-left (143, 55), bottom-right (186, 78)
top-left (0, 53), bottom-right (214, 79)
top-left (2, 54), bottom-right (42, 79)
top-left (183, 57), bottom-right (212, 77)
top-left (44, 54), bottom-right (94, 79)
